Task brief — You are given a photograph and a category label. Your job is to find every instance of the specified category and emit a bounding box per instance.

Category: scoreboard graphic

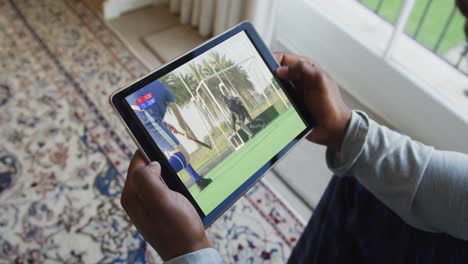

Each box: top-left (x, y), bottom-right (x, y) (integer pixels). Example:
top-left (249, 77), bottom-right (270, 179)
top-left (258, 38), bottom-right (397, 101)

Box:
top-left (136, 93), bottom-right (156, 109)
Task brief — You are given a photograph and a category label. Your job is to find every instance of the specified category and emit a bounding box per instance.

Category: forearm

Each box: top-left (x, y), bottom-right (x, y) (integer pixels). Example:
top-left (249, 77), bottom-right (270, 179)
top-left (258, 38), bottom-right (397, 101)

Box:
top-left (327, 111), bottom-right (468, 240)
top-left (327, 111), bottom-right (434, 220)
top-left (412, 149), bottom-right (468, 240)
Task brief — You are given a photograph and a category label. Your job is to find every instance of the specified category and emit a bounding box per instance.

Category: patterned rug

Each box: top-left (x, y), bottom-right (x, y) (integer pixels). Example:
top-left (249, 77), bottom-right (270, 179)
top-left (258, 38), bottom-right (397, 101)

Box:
top-left (0, 0), bottom-right (304, 262)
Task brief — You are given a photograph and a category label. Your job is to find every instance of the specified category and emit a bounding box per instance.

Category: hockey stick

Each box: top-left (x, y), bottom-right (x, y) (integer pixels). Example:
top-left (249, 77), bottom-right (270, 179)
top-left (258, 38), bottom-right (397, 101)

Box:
top-left (172, 128), bottom-right (213, 150)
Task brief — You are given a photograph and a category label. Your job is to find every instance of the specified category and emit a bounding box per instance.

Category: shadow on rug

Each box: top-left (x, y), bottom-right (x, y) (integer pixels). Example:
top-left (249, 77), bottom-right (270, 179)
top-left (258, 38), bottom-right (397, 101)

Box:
top-left (0, 0), bottom-right (304, 262)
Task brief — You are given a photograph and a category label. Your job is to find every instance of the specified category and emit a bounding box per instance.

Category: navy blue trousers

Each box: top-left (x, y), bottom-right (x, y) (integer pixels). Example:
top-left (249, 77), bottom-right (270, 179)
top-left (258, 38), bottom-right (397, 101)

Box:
top-left (288, 176), bottom-right (468, 264)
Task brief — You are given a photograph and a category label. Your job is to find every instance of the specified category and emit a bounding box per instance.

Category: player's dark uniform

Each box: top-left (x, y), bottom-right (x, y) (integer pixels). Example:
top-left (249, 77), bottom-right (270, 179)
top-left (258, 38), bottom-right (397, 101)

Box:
top-left (224, 96), bottom-right (253, 131)
top-left (223, 96), bottom-right (264, 139)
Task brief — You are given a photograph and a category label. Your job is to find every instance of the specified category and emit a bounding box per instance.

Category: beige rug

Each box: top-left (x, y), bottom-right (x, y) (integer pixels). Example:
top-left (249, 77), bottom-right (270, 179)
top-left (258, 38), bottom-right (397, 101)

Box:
top-left (0, 0), bottom-right (304, 262)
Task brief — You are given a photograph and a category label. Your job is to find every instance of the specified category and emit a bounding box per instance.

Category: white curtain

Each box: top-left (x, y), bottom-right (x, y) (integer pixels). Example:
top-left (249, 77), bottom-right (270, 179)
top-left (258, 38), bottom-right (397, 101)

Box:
top-left (168, 0), bottom-right (277, 45)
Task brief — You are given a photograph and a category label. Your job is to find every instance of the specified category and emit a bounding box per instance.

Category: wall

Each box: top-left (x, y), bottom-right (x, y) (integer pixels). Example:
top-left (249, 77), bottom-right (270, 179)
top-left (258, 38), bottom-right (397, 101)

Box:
top-left (103, 0), bottom-right (166, 19)
top-left (274, 0), bottom-right (468, 154)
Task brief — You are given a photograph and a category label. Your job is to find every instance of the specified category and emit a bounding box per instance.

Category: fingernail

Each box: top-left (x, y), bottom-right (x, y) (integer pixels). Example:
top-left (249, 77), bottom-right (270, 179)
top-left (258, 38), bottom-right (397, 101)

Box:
top-left (277, 66), bottom-right (288, 77)
top-left (148, 161), bottom-right (160, 169)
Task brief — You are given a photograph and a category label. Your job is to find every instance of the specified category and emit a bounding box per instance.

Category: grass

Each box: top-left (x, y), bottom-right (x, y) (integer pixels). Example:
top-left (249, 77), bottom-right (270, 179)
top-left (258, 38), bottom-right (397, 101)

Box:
top-left (361, 0), bottom-right (466, 54)
top-left (187, 108), bottom-right (306, 214)
top-left (178, 94), bottom-right (290, 185)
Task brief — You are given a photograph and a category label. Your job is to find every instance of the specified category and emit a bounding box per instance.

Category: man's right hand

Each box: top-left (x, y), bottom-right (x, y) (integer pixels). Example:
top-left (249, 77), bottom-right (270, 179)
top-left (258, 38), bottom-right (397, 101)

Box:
top-left (274, 52), bottom-right (352, 152)
top-left (121, 151), bottom-right (211, 261)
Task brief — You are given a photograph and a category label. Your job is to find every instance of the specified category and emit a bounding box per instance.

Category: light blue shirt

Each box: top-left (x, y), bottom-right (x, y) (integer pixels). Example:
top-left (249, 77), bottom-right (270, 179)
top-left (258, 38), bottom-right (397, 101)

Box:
top-left (165, 111), bottom-right (468, 263)
top-left (328, 111), bottom-right (468, 239)
top-left (165, 248), bottom-right (223, 264)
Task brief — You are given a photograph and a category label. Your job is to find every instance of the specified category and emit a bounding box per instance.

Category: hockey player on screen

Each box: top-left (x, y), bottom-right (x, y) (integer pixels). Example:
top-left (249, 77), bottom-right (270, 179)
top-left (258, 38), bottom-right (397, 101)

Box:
top-left (223, 95), bottom-right (265, 140)
top-left (128, 80), bottom-right (212, 191)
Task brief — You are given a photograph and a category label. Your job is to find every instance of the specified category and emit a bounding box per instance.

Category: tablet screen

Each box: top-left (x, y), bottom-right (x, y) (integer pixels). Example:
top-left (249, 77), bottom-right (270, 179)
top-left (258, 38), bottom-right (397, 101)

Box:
top-left (125, 31), bottom-right (307, 215)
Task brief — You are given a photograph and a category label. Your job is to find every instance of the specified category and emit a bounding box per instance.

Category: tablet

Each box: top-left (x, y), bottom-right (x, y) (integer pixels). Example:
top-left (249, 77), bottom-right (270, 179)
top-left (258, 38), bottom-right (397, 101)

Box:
top-left (110, 21), bottom-right (313, 227)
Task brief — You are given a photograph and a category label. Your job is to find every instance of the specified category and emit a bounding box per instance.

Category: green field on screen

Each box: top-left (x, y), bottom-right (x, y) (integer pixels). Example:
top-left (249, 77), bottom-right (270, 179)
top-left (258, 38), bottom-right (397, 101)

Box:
top-left (189, 108), bottom-right (306, 214)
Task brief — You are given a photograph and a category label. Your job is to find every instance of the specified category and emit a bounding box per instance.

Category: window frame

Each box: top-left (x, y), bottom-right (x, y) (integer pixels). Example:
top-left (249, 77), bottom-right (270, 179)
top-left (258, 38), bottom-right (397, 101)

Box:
top-left (272, 0), bottom-right (468, 154)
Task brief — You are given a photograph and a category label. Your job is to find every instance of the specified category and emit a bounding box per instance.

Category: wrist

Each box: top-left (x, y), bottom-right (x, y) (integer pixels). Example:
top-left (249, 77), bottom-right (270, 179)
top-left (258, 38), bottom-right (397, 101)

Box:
top-left (328, 110), bottom-right (352, 152)
top-left (160, 236), bottom-right (212, 261)
top-left (164, 248), bottom-right (222, 264)
top-left (190, 236), bottom-right (212, 253)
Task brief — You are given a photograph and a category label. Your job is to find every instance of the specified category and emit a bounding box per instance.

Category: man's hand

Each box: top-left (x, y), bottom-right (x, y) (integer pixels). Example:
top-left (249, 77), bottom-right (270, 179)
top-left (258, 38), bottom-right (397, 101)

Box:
top-left (121, 151), bottom-right (211, 261)
top-left (274, 52), bottom-right (351, 152)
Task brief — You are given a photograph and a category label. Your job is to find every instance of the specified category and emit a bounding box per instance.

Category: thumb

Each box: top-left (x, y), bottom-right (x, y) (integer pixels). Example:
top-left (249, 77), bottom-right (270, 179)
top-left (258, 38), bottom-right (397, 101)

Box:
top-left (130, 161), bottom-right (170, 204)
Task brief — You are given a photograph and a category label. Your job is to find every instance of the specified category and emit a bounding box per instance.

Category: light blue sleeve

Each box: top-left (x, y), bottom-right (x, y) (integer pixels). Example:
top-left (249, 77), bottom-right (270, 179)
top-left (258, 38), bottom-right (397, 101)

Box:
top-left (164, 248), bottom-right (223, 264)
top-left (326, 111), bottom-right (468, 241)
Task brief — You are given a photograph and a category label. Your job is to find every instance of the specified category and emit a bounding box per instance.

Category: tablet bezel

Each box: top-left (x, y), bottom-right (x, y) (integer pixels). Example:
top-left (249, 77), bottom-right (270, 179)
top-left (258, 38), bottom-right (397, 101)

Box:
top-left (110, 21), bottom-right (314, 227)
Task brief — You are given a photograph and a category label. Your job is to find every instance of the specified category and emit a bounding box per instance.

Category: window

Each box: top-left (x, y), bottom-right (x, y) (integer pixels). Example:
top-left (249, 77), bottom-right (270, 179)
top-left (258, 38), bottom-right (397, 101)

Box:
top-left (273, 0), bottom-right (468, 153)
